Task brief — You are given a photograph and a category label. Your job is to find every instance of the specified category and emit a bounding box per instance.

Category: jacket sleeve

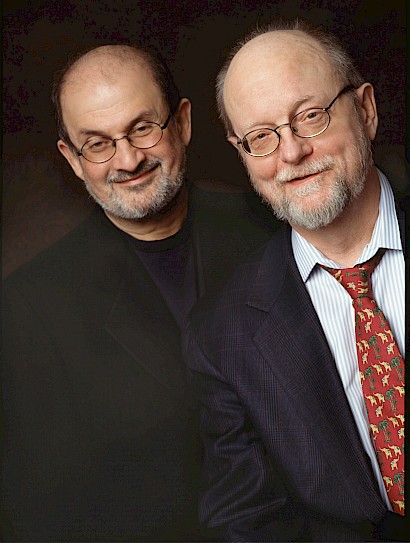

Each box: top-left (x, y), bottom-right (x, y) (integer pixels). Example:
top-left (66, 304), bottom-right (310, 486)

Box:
top-left (184, 325), bottom-right (305, 542)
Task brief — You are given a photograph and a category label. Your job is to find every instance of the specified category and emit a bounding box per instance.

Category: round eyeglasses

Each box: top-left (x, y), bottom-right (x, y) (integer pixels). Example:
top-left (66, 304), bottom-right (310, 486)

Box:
top-left (236, 85), bottom-right (355, 157)
top-left (77, 113), bottom-right (172, 163)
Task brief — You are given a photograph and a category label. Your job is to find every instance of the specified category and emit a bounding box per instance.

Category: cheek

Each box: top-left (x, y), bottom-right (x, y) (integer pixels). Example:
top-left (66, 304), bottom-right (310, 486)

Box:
top-left (325, 137), bottom-right (344, 155)
top-left (245, 156), bottom-right (278, 182)
top-left (82, 163), bottom-right (110, 185)
top-left (163, 140), bottom-right (185, 172)
top-left (322, 125), bottom-right (359, 161)
top-left (327, 142), bottom-right (355, 172)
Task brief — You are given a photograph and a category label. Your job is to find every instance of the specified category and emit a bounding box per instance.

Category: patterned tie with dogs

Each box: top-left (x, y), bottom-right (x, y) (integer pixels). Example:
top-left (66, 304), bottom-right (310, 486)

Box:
top-left (322, 248), bottom-right (405, 515)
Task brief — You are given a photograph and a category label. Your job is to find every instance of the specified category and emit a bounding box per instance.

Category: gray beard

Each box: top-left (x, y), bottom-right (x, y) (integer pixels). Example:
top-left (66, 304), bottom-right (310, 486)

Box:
top-left (248, 122), bottom-right (373, 231)
top-left (83, 157), bottom-right (186, 220)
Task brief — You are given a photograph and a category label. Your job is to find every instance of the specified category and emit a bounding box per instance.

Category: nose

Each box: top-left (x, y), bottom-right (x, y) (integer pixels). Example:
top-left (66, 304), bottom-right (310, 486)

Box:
top-left (111, 136), bottom-right (146, 171)
top-left (276, 125), bottom-right (312, 165)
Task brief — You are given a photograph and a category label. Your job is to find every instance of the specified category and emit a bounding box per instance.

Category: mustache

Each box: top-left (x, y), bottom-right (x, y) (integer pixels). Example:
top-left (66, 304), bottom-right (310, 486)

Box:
top-left (274, 156), bottom-right (335, 184)
top-left (108, 158), bottom-right (161, 184)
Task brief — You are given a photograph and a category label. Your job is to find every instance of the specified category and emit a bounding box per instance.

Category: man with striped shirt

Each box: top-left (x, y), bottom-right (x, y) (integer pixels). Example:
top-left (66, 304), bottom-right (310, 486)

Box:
top-left (185, 19), bottom-right (406, 542)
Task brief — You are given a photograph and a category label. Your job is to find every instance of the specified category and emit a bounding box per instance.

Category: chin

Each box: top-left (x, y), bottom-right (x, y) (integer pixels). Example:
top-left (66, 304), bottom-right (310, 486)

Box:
top-left (86, 170), bottom-right (185, 220)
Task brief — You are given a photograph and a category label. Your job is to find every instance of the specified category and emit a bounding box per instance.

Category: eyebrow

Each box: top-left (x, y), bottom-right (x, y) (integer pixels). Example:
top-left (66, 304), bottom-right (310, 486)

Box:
top-left (292, 94), bottom-right (320, 110)
top-left (242, 93), bottom-right (324, 134)
top-left (78, 110), bottom-right (160, 138)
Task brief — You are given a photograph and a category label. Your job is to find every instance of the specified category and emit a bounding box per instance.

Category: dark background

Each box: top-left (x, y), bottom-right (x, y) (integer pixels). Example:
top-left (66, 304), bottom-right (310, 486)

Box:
top-left (3, 0), bottom-right (407, 277)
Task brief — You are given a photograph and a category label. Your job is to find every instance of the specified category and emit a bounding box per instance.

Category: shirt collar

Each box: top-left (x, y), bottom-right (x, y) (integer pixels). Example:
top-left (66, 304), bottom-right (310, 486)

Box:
top-left (292, 168), bottom-right (402, 283)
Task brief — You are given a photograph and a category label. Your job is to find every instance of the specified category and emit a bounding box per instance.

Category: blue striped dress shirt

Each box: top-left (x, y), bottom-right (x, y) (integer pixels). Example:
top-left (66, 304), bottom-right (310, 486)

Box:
top-left (292, 169), bottom-right (404, 510)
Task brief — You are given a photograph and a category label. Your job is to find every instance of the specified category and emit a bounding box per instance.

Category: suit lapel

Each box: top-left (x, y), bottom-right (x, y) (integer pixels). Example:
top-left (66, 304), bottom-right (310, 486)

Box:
top-left (104, 268), bottom-right (187, 400)
top-left (395, 194), bottom-right (405, 252)
top-left (395, 197), bottom-right (408, 357)
top-left (87, 208), bottom-right (188, 400)
top-left (189, 184), bottom-right (277, 298)
top-left (248, 227), bottom-right (386, 518)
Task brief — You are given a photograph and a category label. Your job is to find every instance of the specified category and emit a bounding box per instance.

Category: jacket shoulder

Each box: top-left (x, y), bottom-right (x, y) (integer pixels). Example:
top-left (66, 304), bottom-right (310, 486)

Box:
top-left (190, 179), bottom-right (278, 228)
top-left (190, 224), bottom-right (290, 329)
top-left (3, 208), bottom-right (124, 294)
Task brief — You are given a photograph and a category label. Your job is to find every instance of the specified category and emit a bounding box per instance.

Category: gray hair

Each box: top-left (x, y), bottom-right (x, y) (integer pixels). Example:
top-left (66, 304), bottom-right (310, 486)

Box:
top-left (216, 18), bottom-right (365, 136)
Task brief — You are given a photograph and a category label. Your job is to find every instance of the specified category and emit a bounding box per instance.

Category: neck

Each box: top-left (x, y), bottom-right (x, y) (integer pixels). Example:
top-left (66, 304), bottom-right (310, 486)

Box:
top-left (105, 184), bottom-right (189, 241)
top-left (292, 167), bottom-right (381, 267)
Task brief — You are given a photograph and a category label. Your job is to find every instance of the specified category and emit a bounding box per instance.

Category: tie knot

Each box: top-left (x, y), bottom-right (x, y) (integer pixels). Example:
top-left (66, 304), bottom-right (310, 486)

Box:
top-left (321, 248), bottom-right (385, 300)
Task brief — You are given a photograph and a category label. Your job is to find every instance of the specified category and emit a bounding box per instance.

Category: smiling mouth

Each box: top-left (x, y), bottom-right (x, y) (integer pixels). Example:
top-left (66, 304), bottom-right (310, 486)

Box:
top-left (112, 164), bottom-right (160, 184)
top-left (288, 170), bottom-right (326, 183)
top-left (292, 174), bottom-right (312, 182)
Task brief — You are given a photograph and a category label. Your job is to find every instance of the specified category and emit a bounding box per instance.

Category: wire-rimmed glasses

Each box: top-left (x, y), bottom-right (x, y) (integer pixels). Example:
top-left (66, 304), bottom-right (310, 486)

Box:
top-left (77, 113), bottom-right (172, 163)
top-left (236, 85), bottom-right (355, 157)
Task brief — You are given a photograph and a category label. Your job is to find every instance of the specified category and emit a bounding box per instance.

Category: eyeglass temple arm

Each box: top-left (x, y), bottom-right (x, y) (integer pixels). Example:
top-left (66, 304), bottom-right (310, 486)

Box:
top-left (161, 112), bottom-right (172, 129)
top-left (325, 84), bottom-right (356, 111)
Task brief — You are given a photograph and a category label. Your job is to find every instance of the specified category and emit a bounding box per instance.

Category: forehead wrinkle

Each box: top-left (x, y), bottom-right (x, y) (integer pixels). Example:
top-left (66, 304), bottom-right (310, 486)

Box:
top-left (77, 109), bottom-right (161, 138)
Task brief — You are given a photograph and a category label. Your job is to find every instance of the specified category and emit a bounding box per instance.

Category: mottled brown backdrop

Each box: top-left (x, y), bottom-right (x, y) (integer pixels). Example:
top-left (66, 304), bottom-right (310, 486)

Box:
top-left (3, 0), bottom-right (407, 277)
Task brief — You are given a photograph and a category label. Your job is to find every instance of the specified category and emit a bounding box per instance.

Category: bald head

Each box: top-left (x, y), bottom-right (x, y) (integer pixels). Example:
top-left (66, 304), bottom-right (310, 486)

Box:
top-left (224, 31), bottom-right (340, 135)
top-left (216, 20), bottom-right (364, 136)
top-left (227, 29), bottom-right (330, 72)
top-left (62, 45), bottom-right (152, 94)
top-left (52, 43), bottom-right (180, 147)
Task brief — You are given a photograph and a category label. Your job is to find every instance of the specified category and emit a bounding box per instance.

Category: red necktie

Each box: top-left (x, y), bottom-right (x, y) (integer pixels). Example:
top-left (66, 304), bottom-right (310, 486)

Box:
top-left (322, 249), bottom-right (405, 515)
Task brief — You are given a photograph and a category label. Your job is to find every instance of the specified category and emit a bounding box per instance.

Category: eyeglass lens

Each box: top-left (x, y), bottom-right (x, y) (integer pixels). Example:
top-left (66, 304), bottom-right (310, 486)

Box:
top-left (81, 123), bottom-right (164, 163)
top-left (244, 109), bottom-right (330, 156)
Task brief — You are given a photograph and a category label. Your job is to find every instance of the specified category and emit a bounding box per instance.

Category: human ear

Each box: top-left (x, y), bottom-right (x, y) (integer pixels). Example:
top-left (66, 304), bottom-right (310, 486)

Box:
top-left (57, 140), bottom-right (85, 181)
top-left (227, 135), bottom-right (241, 149)
top-left (174, 98), bottom-right (192, 146)
top-left (355, 83), bottom-right (378, 141)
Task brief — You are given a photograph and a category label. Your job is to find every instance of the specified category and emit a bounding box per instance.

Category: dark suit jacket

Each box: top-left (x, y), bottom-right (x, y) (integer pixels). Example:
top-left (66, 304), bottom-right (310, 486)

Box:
top-left (1, 182), bottom-right (278, 542)
top-left (185, 198), bottom-right (407, 541)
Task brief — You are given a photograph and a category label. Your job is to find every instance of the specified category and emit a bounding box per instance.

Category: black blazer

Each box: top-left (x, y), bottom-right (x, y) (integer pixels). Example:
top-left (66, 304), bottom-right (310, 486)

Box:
top-left (185, 198), bottom-right (407, 541)
top-left (1, 182), bottom-right (278, 542)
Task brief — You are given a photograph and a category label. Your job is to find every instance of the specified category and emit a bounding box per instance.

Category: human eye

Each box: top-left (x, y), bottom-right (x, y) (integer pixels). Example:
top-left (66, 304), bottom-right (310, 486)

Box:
top-left (129, 122), bottom-right (154, 137)
top-left (84, 137), bottom-right (112, 153)
top-left (248, 129), bottom-right (274, 151)
top-left (297, 108), bottom-right (325, 125)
